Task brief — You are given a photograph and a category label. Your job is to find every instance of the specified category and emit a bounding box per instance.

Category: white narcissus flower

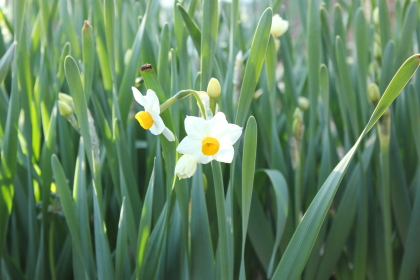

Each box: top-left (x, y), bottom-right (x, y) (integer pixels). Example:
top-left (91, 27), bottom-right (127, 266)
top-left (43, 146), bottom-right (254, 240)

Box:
top-left (175, 154), bottom-right (198, 179)
top-left (270, 14), bottom-right (289, 38)
top-left (132, 87), bottom-right (175, 141)
top-left (177, 112), bottom-right (243, 165)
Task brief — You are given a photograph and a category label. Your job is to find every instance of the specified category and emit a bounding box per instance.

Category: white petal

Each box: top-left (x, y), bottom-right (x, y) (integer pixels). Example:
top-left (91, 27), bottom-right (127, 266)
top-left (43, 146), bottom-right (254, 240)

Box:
top-left (162, 127), bottom-right (175, 142)
top-left (214, 144), bottom-right (234, 163)
top-left (149, 123), bottom-right (159, 135)
top-left (132, 87), bottom-right (147, 106)
top-left (149, 111), bottom-right (165, 134)
top-left (177, 136), bottom-right (212, 164)
top-left (175, 154), bottom-right (197, 179)
top-left (208, 112), bottom-right (231, 139)
top-left (227, 124), bottom-right (243, 144)
top-left (185, 116), bottom-right (208, 138)
top-left (177, 136), bottom-right (201, 155)
top-left (145, 89), bottom-right (160, 113)
top-left (193, 151), bottom-right (212, 164)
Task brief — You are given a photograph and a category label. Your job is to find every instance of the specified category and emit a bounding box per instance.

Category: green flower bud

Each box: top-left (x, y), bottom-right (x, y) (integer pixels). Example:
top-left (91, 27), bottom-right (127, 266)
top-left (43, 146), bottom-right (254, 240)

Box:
top-left (373, 7), bottom-right (380, 26)
top-left (124, 49), bottom-right (132, 66)
top-left (207, 78), bottom-right (221, 98)
top-left (58, 93), bottom-right (73, 105)
top-left (374, 42), bottom-right (382, 59)
top-left (368, 83), bottom-right (380, 104)
top-left (58, 100), bottom-right (73, 117)
top-left (298, 96), bottom-right (310, 110)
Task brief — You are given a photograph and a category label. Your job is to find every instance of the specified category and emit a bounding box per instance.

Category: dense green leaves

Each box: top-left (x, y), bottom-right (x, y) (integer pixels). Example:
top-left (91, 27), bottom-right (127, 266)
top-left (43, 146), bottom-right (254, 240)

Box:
top-left (3, 1), bottom-right (420, 279)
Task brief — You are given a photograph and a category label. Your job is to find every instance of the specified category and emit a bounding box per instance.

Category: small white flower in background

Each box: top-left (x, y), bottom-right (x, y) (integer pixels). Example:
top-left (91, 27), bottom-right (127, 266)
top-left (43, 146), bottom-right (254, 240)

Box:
top-left (132, 87), bottom-right (175, 141)
top-left (270, 14), bottom-right (289, 38)
top-left (177, 112), bottom-right (242, 166)
top-left (175, 154), bottom-right (198, 179)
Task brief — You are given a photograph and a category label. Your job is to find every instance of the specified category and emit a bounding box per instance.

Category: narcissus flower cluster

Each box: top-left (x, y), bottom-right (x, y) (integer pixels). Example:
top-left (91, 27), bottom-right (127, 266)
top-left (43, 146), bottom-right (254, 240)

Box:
top-left (132, 77), bottom-right (243, 180)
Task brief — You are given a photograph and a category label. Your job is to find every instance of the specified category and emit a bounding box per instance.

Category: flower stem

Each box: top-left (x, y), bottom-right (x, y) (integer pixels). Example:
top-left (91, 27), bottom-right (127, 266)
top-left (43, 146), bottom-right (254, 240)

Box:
top-left (210, 97), bottom-right (217, 116)
top-left (160, 90), bottom-right (207, 119)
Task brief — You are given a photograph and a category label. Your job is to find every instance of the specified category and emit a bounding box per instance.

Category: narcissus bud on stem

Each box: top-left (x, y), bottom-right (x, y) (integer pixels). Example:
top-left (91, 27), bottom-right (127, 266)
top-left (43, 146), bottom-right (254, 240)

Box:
top-left (270, 14), bottom-right (289, 38)
top-left (207, 78), bottom-right (221, 99)
top-left (368, 83), bottom-right (380, 105)
top-left (207, 78), bottom-right (221, 115)
top-left (298, 96), bottom-right (310, 110)
top-left (58, 100), bottom-right (73, 117)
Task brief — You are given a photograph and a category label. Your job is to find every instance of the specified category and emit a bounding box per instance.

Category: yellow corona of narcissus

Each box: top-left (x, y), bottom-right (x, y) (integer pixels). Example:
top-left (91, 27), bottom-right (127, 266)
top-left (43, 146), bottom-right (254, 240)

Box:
top-left (176, 112), bottom-right (242, 169)
top-left (270, 14), bottom-right (289, 38)
top-left (132, 87), bottom-right (175, 141)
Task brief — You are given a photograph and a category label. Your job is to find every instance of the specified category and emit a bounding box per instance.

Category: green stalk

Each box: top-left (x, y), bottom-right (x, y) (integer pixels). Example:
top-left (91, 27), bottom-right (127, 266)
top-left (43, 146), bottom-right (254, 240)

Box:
top-left (160, 89), bottom-right (206, 119)
top-left (49, 220), bottom-right (57, 280)
top-left (378, 110), bottom-right (393, 280)
top-left (211, 161), bottom-right (230, 280)
top-left (209, 97), bottom-right (216, 116)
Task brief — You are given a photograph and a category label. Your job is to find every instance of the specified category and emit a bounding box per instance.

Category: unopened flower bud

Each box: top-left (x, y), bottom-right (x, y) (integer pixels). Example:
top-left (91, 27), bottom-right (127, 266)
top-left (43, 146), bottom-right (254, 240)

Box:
top-left (124, 49), bottom-right (132, 66)
top-left (58, 93), bottom-right (73, 105)
top-left (175, 154), bottom-right (198, 179)
top-left (368, 83), bottom-right (380, 104)
top-left (58, 100), bottom-right (73, 117)
top-left (374, 33), bottom-right (381, 45)
top-left (298, 97), bottom-right (310, 110)
top-left (293, 107), bottom-right (303, 122)
top-left (373, 7), bottom-right (380, 26)
top-left (207, 78), bottom-right (221, 98)
top-left (270, 14), bottom-right (289, 38)
top-left (374, 42), bottom-right (382, 59)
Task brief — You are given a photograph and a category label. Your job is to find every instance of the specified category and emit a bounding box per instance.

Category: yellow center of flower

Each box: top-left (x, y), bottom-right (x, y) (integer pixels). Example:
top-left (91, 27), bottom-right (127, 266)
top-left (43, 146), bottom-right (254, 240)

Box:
top-left (202, 137), bottom-right (220, 156)
top-left (135, 111), bottom-right (154, 130)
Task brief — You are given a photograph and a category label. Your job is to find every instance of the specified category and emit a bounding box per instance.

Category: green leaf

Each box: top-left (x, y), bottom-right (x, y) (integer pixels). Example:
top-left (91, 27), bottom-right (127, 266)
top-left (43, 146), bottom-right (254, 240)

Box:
top-left (157, 23), bottom-right (171, 96)
top-left (235, 8), bottom-right (272, 127)
top-left (51, 155), bottom-right (88, 277)
top-left (82, 21), bottom-right (94, 102)
top-left (191, 166), bottom-right (214, 280)
top-left (200, 0), bottom-right (218, 90)
top-left (211, 160), bottom-right (230, 280)
top-left (239, 116), bottom-right (258, 279)
top-left (93, 185), bottom-right (114, 280)
top-left (64, 56), bottom-right (94, 175)
top-left (115, 198), bottom-right (128, 280)
top-left (118, 0), bottom-right (153, 124)
top-left (271, 54), bottom-right (420, 280)
top-left (0, 52), bottom-right (20, 252)
top-left (0, 42), bottom-right (16, 84)
top-left (136, 160), bottom-right (156, 278)
top-left (176, 3), bottom-right (201, 55)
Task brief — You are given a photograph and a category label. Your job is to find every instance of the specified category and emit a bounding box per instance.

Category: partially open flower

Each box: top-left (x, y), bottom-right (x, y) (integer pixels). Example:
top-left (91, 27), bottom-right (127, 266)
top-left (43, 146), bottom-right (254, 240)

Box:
top-left (175, 154), bottom-right (198, 179)
top-left (132, 87), bottom-right (175, 141)
top-left (270, 14), bottom-right (289, 38)
top-left (177, 112), bottom-right (242, 164)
